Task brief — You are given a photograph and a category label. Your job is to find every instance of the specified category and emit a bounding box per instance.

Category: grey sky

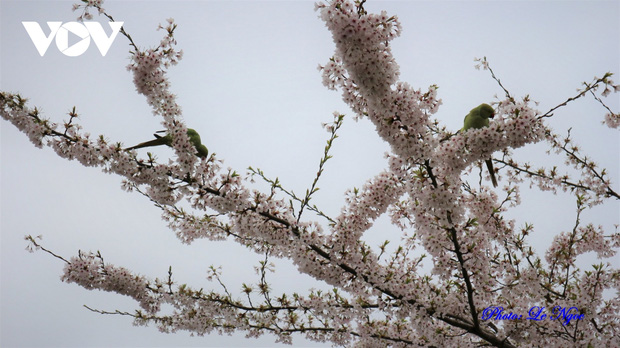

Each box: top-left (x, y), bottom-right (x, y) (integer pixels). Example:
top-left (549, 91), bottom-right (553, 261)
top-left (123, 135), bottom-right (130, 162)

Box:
top-left (1, 1), bottom-right (618, 347)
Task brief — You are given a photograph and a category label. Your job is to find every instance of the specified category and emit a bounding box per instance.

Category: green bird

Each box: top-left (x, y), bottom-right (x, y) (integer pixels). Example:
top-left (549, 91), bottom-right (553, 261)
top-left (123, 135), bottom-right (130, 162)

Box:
top-left (462, 103), bottom-right (498, 187)
top-left (126, 128), bottom-right (209, 159)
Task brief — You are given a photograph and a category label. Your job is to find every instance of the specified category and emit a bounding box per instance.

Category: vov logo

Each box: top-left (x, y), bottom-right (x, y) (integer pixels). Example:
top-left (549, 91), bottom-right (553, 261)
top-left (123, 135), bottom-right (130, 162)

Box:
top-left (22, 21), bottom-right (124, 57)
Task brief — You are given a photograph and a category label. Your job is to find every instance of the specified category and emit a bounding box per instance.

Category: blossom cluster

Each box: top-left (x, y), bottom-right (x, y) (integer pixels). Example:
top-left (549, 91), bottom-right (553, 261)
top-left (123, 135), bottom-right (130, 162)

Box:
top-left (604, 112), bottom-right (620, 128)
top-left (62, 251), bottom-right (161, 313)
top-left (317, 0), bottom-right (441, 162)
top-left (124, 18), bottom-right (196, 174)
top-left (72, 0), bottom-right (105, 21)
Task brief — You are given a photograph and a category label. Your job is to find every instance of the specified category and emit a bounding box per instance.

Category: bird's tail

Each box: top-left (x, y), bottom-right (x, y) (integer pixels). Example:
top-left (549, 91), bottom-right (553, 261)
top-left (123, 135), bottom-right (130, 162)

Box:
top-left (485, 159), bottom-right (498, 188)
top-left (125, 135), bottom-right (169, 151)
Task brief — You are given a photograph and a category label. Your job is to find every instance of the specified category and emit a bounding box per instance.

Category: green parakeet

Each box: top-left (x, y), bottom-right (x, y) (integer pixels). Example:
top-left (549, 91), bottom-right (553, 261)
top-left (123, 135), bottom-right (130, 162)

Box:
top-left (462, 103), bottom-right (498, 187)
top-left (126, 128), bottom-right (209, 159)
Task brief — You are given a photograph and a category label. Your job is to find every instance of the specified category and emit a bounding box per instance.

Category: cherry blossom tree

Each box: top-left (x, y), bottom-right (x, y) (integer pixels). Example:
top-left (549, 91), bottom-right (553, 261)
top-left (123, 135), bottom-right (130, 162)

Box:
top-left (2, 0), bottom-right (619, 346)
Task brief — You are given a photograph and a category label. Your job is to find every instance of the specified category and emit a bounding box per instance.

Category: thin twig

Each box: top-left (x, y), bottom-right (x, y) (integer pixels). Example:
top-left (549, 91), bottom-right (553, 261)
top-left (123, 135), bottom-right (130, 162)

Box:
top-left (25, 235), bottom-right (70, 263)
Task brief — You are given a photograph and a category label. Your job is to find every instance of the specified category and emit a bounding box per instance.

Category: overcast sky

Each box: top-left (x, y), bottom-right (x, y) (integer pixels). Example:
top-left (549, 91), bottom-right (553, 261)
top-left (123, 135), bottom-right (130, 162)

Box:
top-left (1, 1), bottom-right (618, 347)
